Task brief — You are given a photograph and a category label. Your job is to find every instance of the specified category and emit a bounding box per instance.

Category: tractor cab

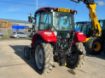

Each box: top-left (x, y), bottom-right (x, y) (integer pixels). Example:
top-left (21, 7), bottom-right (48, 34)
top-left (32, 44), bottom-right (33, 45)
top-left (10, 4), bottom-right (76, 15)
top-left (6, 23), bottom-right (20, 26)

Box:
top-left (99, 20), bottom-right (105, 40)
top-left (33, 7), bottom-right (75, 33)
top-left (32, 7), bottom-right (86, 43)
top-left (99, 20), bottom-right (105, 30)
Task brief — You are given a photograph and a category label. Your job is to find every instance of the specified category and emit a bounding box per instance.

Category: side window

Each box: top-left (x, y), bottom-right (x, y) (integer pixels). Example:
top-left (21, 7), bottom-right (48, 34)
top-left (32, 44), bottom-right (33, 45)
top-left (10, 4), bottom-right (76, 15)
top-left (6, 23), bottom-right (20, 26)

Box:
top-left (35, 13), bottom-right (40, 31)
top-left (39, 13), bottom-right (52, 30)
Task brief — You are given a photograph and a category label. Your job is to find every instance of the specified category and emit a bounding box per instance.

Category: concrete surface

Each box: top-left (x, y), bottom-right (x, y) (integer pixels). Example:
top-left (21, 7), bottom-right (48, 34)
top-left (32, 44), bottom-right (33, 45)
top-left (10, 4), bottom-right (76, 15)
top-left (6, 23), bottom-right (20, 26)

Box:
top-left (0, 39), bottom-right (105, 78)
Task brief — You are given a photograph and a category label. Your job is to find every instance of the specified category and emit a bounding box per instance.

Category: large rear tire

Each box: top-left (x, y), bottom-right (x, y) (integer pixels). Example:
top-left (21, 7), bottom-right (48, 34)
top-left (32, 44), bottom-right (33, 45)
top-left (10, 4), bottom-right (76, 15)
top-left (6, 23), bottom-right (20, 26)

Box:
top-left (66, 42), bottom-right (86, 69)
top-left (75, 42), bottom-right (86, 69)
top-left (34, 43), bottom-right (54, 74)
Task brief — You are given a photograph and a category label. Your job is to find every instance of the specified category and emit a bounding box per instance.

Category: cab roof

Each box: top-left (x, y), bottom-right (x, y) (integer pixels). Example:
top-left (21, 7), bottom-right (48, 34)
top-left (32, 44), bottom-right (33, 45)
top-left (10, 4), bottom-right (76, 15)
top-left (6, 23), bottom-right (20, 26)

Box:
top-left (76, 21), bottom-right (91, 24)
top-left (35, 7), bottom-right (77, 14)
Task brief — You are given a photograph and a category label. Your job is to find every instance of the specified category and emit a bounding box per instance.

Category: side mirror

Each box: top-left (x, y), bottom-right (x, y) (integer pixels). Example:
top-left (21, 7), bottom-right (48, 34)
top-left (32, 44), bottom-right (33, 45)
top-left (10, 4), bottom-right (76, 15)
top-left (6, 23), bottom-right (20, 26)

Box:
top-left (28, 16), bottom-right (33, 23)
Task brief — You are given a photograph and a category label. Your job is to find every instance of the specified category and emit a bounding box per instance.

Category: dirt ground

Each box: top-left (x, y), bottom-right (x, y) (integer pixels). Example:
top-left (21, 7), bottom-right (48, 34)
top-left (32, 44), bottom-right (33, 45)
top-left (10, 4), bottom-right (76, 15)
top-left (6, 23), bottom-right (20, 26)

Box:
top-left (0, 39), bottom-right (105, 78)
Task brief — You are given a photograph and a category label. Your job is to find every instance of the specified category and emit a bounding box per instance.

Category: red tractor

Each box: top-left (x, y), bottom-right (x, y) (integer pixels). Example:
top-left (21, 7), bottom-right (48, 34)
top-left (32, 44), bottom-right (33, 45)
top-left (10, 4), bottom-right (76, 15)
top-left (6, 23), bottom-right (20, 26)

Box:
top-left (24, 7), bottom-right (86, 74)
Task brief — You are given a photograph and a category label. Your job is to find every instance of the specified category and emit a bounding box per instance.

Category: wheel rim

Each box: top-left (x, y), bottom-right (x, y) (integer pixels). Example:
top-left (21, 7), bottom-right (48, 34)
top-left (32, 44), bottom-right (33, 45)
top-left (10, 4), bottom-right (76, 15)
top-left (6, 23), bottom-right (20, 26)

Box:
top-left (93, 42), bottom-right (101, 52)
top-left (35, 46), bottom-right (44, 70)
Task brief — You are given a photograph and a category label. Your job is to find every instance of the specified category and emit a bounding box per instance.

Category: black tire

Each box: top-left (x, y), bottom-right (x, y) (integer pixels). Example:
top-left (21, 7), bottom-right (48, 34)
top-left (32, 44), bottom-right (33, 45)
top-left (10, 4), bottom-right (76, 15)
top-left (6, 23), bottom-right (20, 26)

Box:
top-left (86, 38), bottom-right (103, 55)
top-left (66, 50), bottom-right (79, 69)
top-left (66, 42), bottom-right (86, 69)
top-left (75, 42), bottom-right (86, 69)
top-left (34, 43), bottom-right (54, 74)
top-left (92, 38), bottom-right (103, 54)
top-left (24, 46), bottom-right (31, 60)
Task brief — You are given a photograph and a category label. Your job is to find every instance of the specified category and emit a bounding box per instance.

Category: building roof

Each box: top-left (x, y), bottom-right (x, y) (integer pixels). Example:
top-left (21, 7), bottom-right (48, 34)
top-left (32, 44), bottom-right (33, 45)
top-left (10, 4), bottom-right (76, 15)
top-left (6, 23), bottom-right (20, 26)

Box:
top-left (0, 18), bottom-right (32, 24)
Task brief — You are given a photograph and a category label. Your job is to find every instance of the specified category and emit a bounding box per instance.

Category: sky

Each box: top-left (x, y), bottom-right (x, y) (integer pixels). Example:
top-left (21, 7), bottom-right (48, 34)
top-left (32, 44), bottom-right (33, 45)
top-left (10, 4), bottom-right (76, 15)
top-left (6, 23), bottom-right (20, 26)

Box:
top-left (0, 0), bottom-right (105, 22)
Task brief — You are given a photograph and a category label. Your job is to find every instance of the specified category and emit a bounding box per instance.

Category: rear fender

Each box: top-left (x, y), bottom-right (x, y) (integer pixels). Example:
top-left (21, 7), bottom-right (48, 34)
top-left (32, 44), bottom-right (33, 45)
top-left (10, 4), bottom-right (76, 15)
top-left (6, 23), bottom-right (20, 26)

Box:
top-left (75, 32), bottom-right (87, 42)
top-left (31, 31), bottom-right (57, 47)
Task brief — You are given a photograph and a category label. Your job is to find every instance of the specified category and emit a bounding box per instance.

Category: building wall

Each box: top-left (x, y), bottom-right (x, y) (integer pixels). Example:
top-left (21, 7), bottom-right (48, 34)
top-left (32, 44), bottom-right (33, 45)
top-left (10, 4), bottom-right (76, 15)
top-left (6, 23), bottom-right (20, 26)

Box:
top-left (0, 19), bottom-right (32, 39)
top-left (0, 20), bottom-right (12, 28)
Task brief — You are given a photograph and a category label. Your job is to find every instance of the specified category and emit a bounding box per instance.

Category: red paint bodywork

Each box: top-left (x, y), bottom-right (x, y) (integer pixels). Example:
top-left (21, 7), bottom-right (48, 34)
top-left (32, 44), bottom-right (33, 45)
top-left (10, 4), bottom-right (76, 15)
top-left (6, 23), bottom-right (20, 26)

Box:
top-left (75, 32), bottom-right (87, 42)
top-left (37, 30), bottom-right (57, 42)
top-left (31, 30), bottom-right (57, 47)
top-left (31, 30), bottom-right (86, 47)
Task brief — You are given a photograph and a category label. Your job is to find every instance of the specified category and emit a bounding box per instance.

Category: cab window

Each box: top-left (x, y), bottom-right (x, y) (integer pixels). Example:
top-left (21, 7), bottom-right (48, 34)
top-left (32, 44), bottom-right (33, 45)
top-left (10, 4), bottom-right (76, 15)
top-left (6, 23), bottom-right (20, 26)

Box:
top-left (39, 13), bottom-right (52, 30)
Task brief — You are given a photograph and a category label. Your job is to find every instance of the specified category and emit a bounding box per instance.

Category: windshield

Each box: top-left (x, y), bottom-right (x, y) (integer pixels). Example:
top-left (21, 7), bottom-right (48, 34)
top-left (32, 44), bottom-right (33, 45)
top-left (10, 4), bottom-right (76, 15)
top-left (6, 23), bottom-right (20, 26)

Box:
top-left (53, 12), bottom-right (74, 31)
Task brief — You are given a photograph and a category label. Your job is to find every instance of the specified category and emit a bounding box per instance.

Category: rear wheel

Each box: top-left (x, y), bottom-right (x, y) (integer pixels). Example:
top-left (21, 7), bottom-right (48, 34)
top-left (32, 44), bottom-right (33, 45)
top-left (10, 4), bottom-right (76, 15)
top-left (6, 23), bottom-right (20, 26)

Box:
top-left (66, 50), bottom-right (79, 69)
top-left (34, 43), bottom-right (54, 74)
top-left (66, 42), bottom-right (86, 69)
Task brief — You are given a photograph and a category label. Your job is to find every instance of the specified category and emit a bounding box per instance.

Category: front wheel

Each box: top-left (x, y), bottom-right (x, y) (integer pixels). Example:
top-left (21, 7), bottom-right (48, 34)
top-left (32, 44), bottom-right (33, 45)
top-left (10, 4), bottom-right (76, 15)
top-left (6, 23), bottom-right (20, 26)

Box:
top-left (24, 46), bottom-right (31, 60)
top-left (34, 43), bottom-right (54, 74)
top-left (86, 38), bottom-right (103, 55)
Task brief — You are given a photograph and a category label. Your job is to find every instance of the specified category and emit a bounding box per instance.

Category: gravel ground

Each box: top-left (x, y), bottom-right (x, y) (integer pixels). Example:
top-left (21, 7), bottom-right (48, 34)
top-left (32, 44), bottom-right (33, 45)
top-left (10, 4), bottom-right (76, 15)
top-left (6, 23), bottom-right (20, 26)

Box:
top-left (0, 39), bottom-right (105, 78)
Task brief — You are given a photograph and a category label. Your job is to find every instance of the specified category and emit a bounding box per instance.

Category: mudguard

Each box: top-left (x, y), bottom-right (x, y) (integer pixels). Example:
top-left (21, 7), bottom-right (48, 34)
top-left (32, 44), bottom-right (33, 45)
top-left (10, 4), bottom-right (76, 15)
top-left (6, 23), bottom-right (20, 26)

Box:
top-left (31, 30), bottom-right (57, 47)
top-left (75, 32), bottom-right (87, 42)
